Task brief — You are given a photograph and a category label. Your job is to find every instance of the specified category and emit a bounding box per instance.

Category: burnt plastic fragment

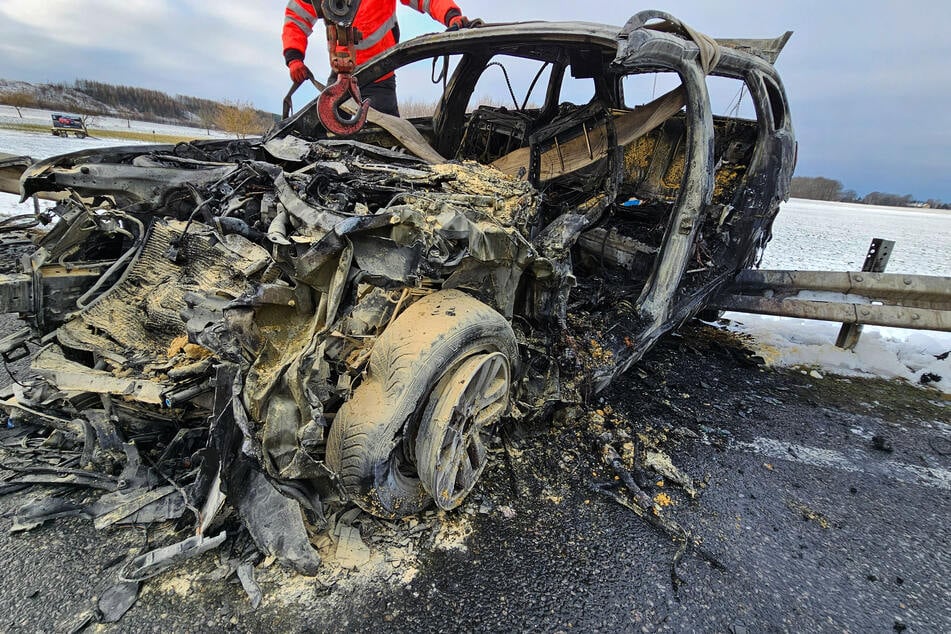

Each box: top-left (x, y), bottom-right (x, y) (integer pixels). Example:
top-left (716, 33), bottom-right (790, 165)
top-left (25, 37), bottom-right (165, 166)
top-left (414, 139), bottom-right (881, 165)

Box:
top-left (237, 562), bottom-right (263, 609)
top-left (121, 532), bottom-right (228, 582)
top-left (11, 497), bottom-right (88, 532)
top-left (97, 581), bottom-right (141, 623)
top-left (88, 486), bottom-right (183, 529)
top-left (230, 465), bottom-right (321, 576)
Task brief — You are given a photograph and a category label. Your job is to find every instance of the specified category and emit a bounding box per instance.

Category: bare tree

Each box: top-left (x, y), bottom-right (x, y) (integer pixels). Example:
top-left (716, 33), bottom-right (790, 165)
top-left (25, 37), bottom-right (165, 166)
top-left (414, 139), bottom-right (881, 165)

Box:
top-left (4, 91), bottom-right (35, 117)
top-left (198, 103), bottom-right (221, 135)
top-left (214, 100), bottom-right (269, 138)
top-left (118, 109), bottom-right (135, 128)
top-left (863, 191), bottom-right (914, 208)
top-left (790, 176), bottom-right (845, 201)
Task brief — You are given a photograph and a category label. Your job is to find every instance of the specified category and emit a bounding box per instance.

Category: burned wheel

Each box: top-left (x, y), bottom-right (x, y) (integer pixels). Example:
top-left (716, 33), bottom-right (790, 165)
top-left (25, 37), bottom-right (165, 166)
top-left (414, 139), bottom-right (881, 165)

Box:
top-left (416, 352), bottom-right (510, 510)
top-left (325, 289), bottom-right (516, 518)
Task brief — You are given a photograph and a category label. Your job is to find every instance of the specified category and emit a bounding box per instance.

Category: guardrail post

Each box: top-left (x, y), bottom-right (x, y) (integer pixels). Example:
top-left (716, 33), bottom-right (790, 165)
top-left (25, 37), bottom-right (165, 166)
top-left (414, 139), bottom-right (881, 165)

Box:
top-left (835, 238), bottom-right (895, 350)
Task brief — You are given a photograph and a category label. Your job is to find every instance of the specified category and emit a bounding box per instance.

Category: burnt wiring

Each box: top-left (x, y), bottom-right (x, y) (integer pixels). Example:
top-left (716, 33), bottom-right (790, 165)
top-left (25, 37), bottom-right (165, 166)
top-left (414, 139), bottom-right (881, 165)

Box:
top-left (75, 212), bottom-right (146, 309)
top-left (3, 356), bottom-right (27, 389)
top-left (431, 54), bottom-right (450, 90)
top-left (141, 450), bottom-right (203, 536)
top-left (169, 163), bottom-right (255, 254)
top-left (727, 83), bottom-right (748, 118)
top-left (431, 55), bottom-right (451, 117)
top-left (521, 61), bottom-right (550, 111)
top-left (485, 61), bottom-right (521, 111)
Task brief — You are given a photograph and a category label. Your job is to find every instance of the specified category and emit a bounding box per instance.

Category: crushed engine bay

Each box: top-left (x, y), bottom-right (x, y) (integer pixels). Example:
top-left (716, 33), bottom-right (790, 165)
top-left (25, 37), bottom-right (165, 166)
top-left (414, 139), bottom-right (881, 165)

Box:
top-left (1, 139), bottom-right (582, 571)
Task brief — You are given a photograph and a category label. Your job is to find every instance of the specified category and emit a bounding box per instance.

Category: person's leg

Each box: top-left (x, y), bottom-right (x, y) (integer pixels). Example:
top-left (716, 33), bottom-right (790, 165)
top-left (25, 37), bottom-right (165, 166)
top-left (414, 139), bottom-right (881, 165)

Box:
top-left (359, 76), bottom-right (400, 117)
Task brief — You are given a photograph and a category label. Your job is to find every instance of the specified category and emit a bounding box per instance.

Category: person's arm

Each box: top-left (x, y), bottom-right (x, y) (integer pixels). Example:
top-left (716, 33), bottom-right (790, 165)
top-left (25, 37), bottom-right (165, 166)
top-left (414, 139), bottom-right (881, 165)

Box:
top-left (283, 0), bottom-right (320, 82)
top-left (400, 0), bottom-right (475, 30)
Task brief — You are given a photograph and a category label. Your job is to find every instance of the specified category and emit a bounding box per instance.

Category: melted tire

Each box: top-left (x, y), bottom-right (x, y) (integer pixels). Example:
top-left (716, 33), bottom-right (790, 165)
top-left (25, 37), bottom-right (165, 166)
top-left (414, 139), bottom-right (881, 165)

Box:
top-left (325, 289), bottom-right (517, 518)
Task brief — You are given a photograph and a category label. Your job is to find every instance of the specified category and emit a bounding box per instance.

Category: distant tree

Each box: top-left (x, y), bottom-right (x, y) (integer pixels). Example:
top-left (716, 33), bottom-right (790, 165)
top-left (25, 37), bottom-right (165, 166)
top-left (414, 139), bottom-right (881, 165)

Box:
top-left (790, 176), bottom-right (845, 201)
top-left (117, 109), bottom-right (135, 128)
top-left (3, 80), bottom-right (276, 132)
top-left (74, 78), bottom-right (189, 121)
top-left (840, 189), bottom-right (859, 203)
top-left (863, 192), bottom-right (914, 208)
top-left (4, 91), bottom-right (35, 117)
top-left (215, 100), bottom-right (270, 138)
top-left (198, 103), bottom-right (221, 135)
top-left (924, 198), bottom-right (949, 210)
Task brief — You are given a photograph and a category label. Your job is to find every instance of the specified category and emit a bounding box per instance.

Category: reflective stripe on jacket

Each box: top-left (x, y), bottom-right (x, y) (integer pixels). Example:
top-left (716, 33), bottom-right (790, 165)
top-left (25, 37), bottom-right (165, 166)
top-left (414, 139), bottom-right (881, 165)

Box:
top-left (282, 0), bottom-right (461, 68)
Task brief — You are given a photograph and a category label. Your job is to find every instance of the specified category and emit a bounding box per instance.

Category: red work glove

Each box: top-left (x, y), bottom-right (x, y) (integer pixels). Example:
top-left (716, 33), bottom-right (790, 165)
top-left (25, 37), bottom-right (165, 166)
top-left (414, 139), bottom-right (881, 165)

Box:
top-left (288, 59), bottom-right (313, 84)
top-left (446, 14), bottom-right (479, 31)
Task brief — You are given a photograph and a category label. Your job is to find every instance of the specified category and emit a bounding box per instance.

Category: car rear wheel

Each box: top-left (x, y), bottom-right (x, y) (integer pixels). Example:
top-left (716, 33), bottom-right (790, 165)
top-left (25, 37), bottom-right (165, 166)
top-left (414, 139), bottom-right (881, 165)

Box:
top-left (325, 289), bottom-right (516, 518)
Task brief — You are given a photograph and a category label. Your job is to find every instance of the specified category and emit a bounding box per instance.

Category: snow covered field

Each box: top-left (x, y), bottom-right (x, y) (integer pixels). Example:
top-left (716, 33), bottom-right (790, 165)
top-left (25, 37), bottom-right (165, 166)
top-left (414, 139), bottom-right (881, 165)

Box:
top-left (0, 126), bottom-right (948, 392)
top-left (0, 127), bottom-right (149, 170)
top-left (760, 198), bottom-right (951, 276)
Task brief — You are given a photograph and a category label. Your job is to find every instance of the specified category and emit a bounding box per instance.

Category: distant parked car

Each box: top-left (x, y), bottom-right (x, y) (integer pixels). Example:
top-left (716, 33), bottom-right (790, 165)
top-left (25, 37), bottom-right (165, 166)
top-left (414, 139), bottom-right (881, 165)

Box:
top-left (50, 113), bottom-right (87, 138)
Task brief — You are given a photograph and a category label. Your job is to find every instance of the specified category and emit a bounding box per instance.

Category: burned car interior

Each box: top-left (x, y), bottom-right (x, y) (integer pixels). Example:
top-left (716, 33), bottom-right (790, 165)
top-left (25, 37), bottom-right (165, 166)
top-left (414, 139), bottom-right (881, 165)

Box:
top-left (0, 13), bottom-right (794, 581)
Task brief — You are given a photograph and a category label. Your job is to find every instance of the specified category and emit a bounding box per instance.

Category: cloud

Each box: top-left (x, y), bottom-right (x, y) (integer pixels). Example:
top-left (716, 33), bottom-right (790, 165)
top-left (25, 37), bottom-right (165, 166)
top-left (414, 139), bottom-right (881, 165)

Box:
top-left (0, 0), bottom-right (164, 50)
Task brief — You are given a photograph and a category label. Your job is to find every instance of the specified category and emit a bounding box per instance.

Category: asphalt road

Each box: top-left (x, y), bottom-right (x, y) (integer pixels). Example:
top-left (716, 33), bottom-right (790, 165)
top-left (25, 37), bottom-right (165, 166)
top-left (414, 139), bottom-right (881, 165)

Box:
top-left (1, 320), bottom-right (948, 633)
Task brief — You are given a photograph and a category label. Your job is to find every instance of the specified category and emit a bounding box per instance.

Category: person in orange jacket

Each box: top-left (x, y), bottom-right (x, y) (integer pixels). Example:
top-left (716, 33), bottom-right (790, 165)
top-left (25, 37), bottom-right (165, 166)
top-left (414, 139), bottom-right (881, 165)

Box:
top-left (283, 0), bottom-right (478, 117)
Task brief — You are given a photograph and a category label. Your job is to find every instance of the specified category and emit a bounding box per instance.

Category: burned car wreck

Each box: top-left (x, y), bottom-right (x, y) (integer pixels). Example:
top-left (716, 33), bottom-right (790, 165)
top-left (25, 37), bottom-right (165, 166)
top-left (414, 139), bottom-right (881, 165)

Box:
top-left (0, 13), bottom-right (794, 582)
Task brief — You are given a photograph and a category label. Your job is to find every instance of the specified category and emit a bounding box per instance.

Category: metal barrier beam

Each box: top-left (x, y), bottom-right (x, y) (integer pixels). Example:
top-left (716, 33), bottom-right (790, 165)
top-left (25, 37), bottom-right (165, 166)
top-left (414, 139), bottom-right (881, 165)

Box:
top-left (728, 270), bottom-right (951, 310)
top-left (716, 267), bottom-right (951, 333)
top-left (716, 294), bottom-right (951, 332)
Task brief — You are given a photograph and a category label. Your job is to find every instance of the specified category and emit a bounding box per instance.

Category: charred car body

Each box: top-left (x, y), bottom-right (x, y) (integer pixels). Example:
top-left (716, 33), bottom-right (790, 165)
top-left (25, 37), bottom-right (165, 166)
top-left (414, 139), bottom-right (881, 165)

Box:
top-left (0, 13), bottom-right (794, 572)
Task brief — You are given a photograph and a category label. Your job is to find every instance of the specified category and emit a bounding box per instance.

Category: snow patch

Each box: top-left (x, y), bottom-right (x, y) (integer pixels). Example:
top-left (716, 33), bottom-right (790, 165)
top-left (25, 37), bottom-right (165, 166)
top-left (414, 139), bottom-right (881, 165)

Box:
top-left (724, 313), bottom-right (951, 394)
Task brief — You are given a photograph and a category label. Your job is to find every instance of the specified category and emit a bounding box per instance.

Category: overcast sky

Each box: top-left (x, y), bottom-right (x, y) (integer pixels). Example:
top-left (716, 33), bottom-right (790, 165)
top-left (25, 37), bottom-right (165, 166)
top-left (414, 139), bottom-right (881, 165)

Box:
top-left (1, 1), bottom-right (949, 200)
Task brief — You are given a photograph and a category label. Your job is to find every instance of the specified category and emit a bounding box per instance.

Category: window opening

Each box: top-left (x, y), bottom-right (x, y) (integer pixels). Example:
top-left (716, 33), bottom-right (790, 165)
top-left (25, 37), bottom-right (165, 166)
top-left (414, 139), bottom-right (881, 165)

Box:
top-left (763, 77), bottom-right (786, 130)
top-left (706, 75), bottom-right (756, 120)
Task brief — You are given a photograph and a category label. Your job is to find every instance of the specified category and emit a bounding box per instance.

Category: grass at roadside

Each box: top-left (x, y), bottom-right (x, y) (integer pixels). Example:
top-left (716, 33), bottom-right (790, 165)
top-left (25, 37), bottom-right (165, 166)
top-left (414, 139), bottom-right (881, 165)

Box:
top-left (0, 121), bottom-right (219, 145)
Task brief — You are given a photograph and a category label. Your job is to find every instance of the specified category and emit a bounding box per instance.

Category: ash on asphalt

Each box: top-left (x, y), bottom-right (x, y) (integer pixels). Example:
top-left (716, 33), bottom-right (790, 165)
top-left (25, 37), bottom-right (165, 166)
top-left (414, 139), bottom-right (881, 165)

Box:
top-left (1, 320), bottom-right (948, 633)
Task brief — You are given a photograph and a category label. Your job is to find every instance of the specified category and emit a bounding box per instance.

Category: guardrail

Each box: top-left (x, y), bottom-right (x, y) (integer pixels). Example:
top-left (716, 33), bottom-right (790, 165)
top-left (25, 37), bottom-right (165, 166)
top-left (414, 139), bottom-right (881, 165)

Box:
top-left (714, 269), bottom-right (951, 333)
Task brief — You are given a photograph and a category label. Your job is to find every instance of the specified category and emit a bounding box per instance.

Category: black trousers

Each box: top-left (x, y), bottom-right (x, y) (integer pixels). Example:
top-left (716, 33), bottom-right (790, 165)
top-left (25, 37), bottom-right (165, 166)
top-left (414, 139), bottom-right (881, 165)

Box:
top-left (328, 74), bottom-right (400, 117)
top-left (359, 76), bottom-right (399, 117)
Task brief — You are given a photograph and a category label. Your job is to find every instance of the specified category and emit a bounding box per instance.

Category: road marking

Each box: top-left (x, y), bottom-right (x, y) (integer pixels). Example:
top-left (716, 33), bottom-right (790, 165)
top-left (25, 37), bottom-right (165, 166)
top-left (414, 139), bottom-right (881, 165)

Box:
top-left (734, 437), bottom-right (951, 491)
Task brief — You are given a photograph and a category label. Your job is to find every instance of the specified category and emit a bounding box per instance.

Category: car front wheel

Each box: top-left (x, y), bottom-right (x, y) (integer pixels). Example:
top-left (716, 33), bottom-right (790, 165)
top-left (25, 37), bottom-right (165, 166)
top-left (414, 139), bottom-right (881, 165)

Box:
top-left (325, 289), bottom-right (517, 518)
